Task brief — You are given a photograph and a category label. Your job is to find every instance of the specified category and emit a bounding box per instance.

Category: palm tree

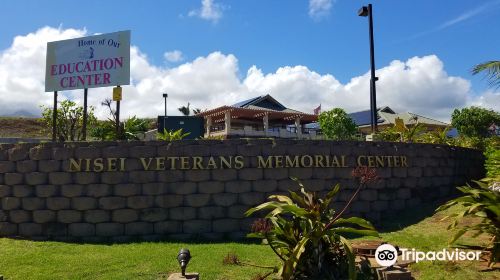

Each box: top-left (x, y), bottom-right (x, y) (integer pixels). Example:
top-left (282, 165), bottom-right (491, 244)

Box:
top-left (192, 108), bottom-right (202, 115)
top-left (472, 60), bottom-right (500, 88)
top-left (178, 102), bottom-right (190, 116)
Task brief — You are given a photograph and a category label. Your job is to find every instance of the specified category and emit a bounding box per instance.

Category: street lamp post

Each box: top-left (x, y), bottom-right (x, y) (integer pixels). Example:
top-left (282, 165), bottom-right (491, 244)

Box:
top-left (162, 93), bottom-right (168, 132)
top-left (358, 4), bottom-right (378, 134)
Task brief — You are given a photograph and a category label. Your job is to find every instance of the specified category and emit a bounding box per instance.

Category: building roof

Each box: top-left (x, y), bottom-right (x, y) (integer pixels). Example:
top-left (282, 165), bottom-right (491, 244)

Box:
top-left (197, 94), bottom-right (317, 123)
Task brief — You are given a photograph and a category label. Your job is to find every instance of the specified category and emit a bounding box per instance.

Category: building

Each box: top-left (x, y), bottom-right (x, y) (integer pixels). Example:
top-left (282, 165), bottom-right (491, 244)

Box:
top-left (196, 95), bottom-right (319, 139)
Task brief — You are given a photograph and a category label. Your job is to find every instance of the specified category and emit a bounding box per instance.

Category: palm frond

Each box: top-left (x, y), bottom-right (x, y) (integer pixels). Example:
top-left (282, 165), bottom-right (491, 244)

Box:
top-left (472, 60), bottom-right (500, 88)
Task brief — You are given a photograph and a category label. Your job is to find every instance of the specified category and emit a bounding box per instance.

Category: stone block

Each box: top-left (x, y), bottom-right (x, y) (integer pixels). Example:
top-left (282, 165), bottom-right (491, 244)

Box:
top-left (239, 217), bottom-right (256, 231)
top-left (359, 189), bottom-right (378, 201)
top-left (213, 193), bottom-right (238, 206)
top-left (0, 173), bottom-right (3, 184)
top-left (213, 219), bottom-right (240, 233)
top-left (130, 146), bottom-right (156, 158)
top-left (126, 222), bottom-right (153, 235)
top-left (289, 168), bottom-right (313, 180)
top-left (129, 171), bottom-right (155, 183)
top-left (96, 223), bottom-right (124, 236)
top-left (390, 199), bottom-right (405, 210)
top-left (157, 170), bottom-right (184, 183)
top-left (408, 167), bottom-right (422, 177)
top-left (112, 209), bottom-right (139, 223)
top-left (393, 168), bottom-right (407, 178)
top-left (402, 177), bottom-right (418, 188)
top-left (22, 197), bottom-right (45, 210)
top-left (386, 178), bottom-right (402, 189)
top-left (125, 159), bottom-right (143, 171)
top-left (35, 185), bottom-right (57, 197)
top-left (185, 194), bottom-right (210, 207)
top-left (9, 147), bottom-right (28, 161)
top-left (278, 179), bottom-right (300, 192)
top-left (169, 207), bottom-right (196, 220)
top-left (0, 185), bottom-right (10, 196)
top-left (75, 147), bottom-right (101, 158)
top-left (371, 200), bottom-right (389, 211)
top-left (114, 184), bottom-right (141, 196)
top-left (183, 220), bottom-right (211, 233)
top-left (239, 168), bottom-right (263, 181)
top-left (198, 206), bottom-right (225, 219)
top-left (10, 210), bottom-right (31, 223)
top-left (302, 179), bottom-right (325, 192)
top-left (99, 197), bottom-right (126, 210)
top-left (312, 168), bottom-right (335, 179)
top-left (102, 146), bottom-right (129, 158)
top-left (237, 144), bottom-right (261, 156)
top-left (74, 172), bottom-right (99, 184)
top-left (72, 197), bottom-right (97, 210)
top-left (397, 188), bottom-right (411, 200)
top-left (29, 146), bottom-right (51, 160)
top-left (49, 172), bottom-right (72, 185)
top-left (43, 222), bottom-right (67, 236)
top-left (47, 197), bottom-right (70, 210)
top-left (38, 160), bottom-right (61, 172)
top-left (351, 201), bottom-right (371, 213)
top-left (0, 222), bottom-right (17, 236)
top-left (252, 180), bottom-right (278, 192)
top-left (68, 223), bottom-right (95, 237)
top-left (58, 210), bottom-right (82, 223)
top-left (198, 181), bottom-right (224, 194)
top-left (33, 210), bottom-right (56, 223)
top-left (16, 160), bottom-right (37, 173)
top-left (154, 221), bottom-right (182, 234)
top-left (61, 184), bottom-right (84, 197)
top-left (142, 183), bottom-right (167, 195)
top-left (227, 205), bottom-right (250, 219)
top-left (140, 208), bottom-right (168, 222)
top-left (378, 190), bottom-right (396, 201)
top-left (239, 193), bottom-right (265, 206)
top-left (155, 195), bottom-right (183, 208)
top-left (25, 172), bottom-right (48, 185)
top-left (12, 185), bottom-right (33, 197)
top-left (101, 172), bottom-right (127, 184)
top-left (0, 161), bottom-right (15, 173)
top-left (86, 184), bottom-right (112, 197)
top-left (334, 168), bottom-right (353, 179)
top-left (5, 173), bottom-right (23, 185)
top-left (167, 182), bottom-right (197, 195)
top-left (185, 170), bottom-right (210, 182)
top-left (84, 210), bottom-right (110, 223)
top-left (19, 223), bottom-right (42, 236)
top-left (211, 169), bottom-right (237, 181)
top-left (225, 181), bottom-right (251, 193)
top-left (127, 196), bottom-right (155, 209)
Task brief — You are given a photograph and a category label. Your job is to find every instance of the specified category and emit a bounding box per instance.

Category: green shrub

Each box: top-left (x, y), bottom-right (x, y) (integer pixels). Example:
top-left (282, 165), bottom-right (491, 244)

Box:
top-left (157, 128), bottom-right (190, 141)
top-left (318, 108), bottom-right (358, 140)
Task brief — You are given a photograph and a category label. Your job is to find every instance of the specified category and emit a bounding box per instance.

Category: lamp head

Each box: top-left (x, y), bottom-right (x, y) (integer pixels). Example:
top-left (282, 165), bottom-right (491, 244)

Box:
top-left (358, 6), bottom-right (368, 17)
top-left (177, 248), bottom-right (191, 276)
top-left (163, 93), bottom-right (168, 98)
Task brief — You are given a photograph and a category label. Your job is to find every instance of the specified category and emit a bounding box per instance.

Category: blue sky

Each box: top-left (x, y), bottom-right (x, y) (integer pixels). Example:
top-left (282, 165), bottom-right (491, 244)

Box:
top-left (0, 0), bottom-right (499, 120)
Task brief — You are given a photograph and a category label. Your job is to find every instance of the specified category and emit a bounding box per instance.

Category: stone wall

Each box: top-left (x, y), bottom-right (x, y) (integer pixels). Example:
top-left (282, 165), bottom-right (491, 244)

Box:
top-left (0, 140), bottom-right (485, 242)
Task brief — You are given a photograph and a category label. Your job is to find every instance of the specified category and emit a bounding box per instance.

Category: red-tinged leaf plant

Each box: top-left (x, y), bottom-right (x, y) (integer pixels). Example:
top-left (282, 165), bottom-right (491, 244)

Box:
top-left (245, 166), bottom-right (379, 280)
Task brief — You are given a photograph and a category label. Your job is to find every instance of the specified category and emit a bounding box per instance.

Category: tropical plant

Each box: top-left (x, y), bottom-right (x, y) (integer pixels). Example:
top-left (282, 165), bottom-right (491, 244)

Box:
top-left (472, 60), bottom-right (500, 88)
top-left (484, 136), bottom-right (500, 179)
top-left (318, 108), bottom-right (358, 140)
top-left (377, 118), bottom-right (425, 143)
top-left (418, 126), bottom-right (453, 145)
top-left (437, 180), bottom-right (500, 267)
top-left (192, 108), bottom-right (202, 115)
top-left (245, 167), bottom-right (379, 280)
top-left (451, 106), bottom-right (500, 138)
top-left (157, 128), bottom-right (190, 141)
top-left (178, 103), bottom-right (191, 116)
top-left (41, 100), bottom-right (97, 141)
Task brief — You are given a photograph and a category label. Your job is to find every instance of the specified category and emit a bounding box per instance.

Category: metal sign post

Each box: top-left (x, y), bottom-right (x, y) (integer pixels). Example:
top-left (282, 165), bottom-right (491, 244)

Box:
top-left (113, 86), bottom-right (122, 137)
top-left (83, 88), bottom-right (88, 140)
top-left (52, 91), bottom-right (58, 142)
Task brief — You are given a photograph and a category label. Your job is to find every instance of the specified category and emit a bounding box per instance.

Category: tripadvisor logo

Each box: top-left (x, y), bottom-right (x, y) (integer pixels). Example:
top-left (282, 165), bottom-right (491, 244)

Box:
top-left (374, 243), bottom-right (482, 267)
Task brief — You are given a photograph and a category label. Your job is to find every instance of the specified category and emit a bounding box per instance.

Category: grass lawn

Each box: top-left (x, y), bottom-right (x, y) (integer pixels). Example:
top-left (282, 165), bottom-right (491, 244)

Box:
top-left (1, 204), bottom-right (499, 280)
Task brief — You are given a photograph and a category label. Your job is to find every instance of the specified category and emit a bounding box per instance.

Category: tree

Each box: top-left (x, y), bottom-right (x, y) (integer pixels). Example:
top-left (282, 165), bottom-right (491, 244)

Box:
top-left (318, 108), bottom-right (357, 140)
top-left (472, 60), bottom-right (500, 88)
top-left (178, 103), bottom-right (190, 116)
top-left (451, 106), bottom-right (500, 138)
top-left (192, 108), bottom-right (202, 115)
top-left (41, 100), bottom-right (97, 141)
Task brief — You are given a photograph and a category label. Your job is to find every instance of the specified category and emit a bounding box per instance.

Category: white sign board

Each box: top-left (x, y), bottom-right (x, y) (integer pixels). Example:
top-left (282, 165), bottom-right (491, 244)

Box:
top-left (45, 30), bottom-right (130, 92)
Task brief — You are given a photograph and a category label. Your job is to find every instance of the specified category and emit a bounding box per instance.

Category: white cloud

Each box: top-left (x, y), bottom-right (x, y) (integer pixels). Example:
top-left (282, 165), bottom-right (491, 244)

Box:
top-left (0, 26), bottom-right (498, 123)
top-left (189, 0), bottom-right (223, 23)
top-left (163, 50), bottom-right (184, 63)
top-left (309, 0), bottom-right (334, 20)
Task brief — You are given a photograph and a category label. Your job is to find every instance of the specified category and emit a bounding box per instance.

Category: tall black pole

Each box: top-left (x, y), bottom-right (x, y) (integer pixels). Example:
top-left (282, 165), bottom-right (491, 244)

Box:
top-left (368, 4), bottom-right (378, 133)
top-left (83, 88), bottom-right (88, 141)
top-left (52, 91), bottom-right (58, 142)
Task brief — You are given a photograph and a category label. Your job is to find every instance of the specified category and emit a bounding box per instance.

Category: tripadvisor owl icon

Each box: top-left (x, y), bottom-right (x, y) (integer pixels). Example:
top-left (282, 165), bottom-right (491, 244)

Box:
top-left (375, 244), bottom-right (398, 267)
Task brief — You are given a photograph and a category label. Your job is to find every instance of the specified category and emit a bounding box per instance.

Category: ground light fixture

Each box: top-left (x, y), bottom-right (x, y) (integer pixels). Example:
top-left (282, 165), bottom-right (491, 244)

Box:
top-left (358, 3), bottom-right (379, 133)
top-left (177, 248), bottom-right (191, 276)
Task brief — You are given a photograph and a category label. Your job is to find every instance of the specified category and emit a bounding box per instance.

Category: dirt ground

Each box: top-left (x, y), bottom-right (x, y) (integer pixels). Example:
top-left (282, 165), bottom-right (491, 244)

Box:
top-left (0, 117), bottom-right (49, 138)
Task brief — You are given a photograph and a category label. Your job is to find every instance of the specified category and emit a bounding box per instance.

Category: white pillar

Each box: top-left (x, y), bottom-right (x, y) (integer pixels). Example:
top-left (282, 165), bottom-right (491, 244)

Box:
top-left (206, 116), bottom-right (212, 137)
top-left (263, 113), bottom-right (269, 137)
top-left (295, 117), bottom-right (302, 139)
top-left (224, 111), bottom-right (231, 135)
